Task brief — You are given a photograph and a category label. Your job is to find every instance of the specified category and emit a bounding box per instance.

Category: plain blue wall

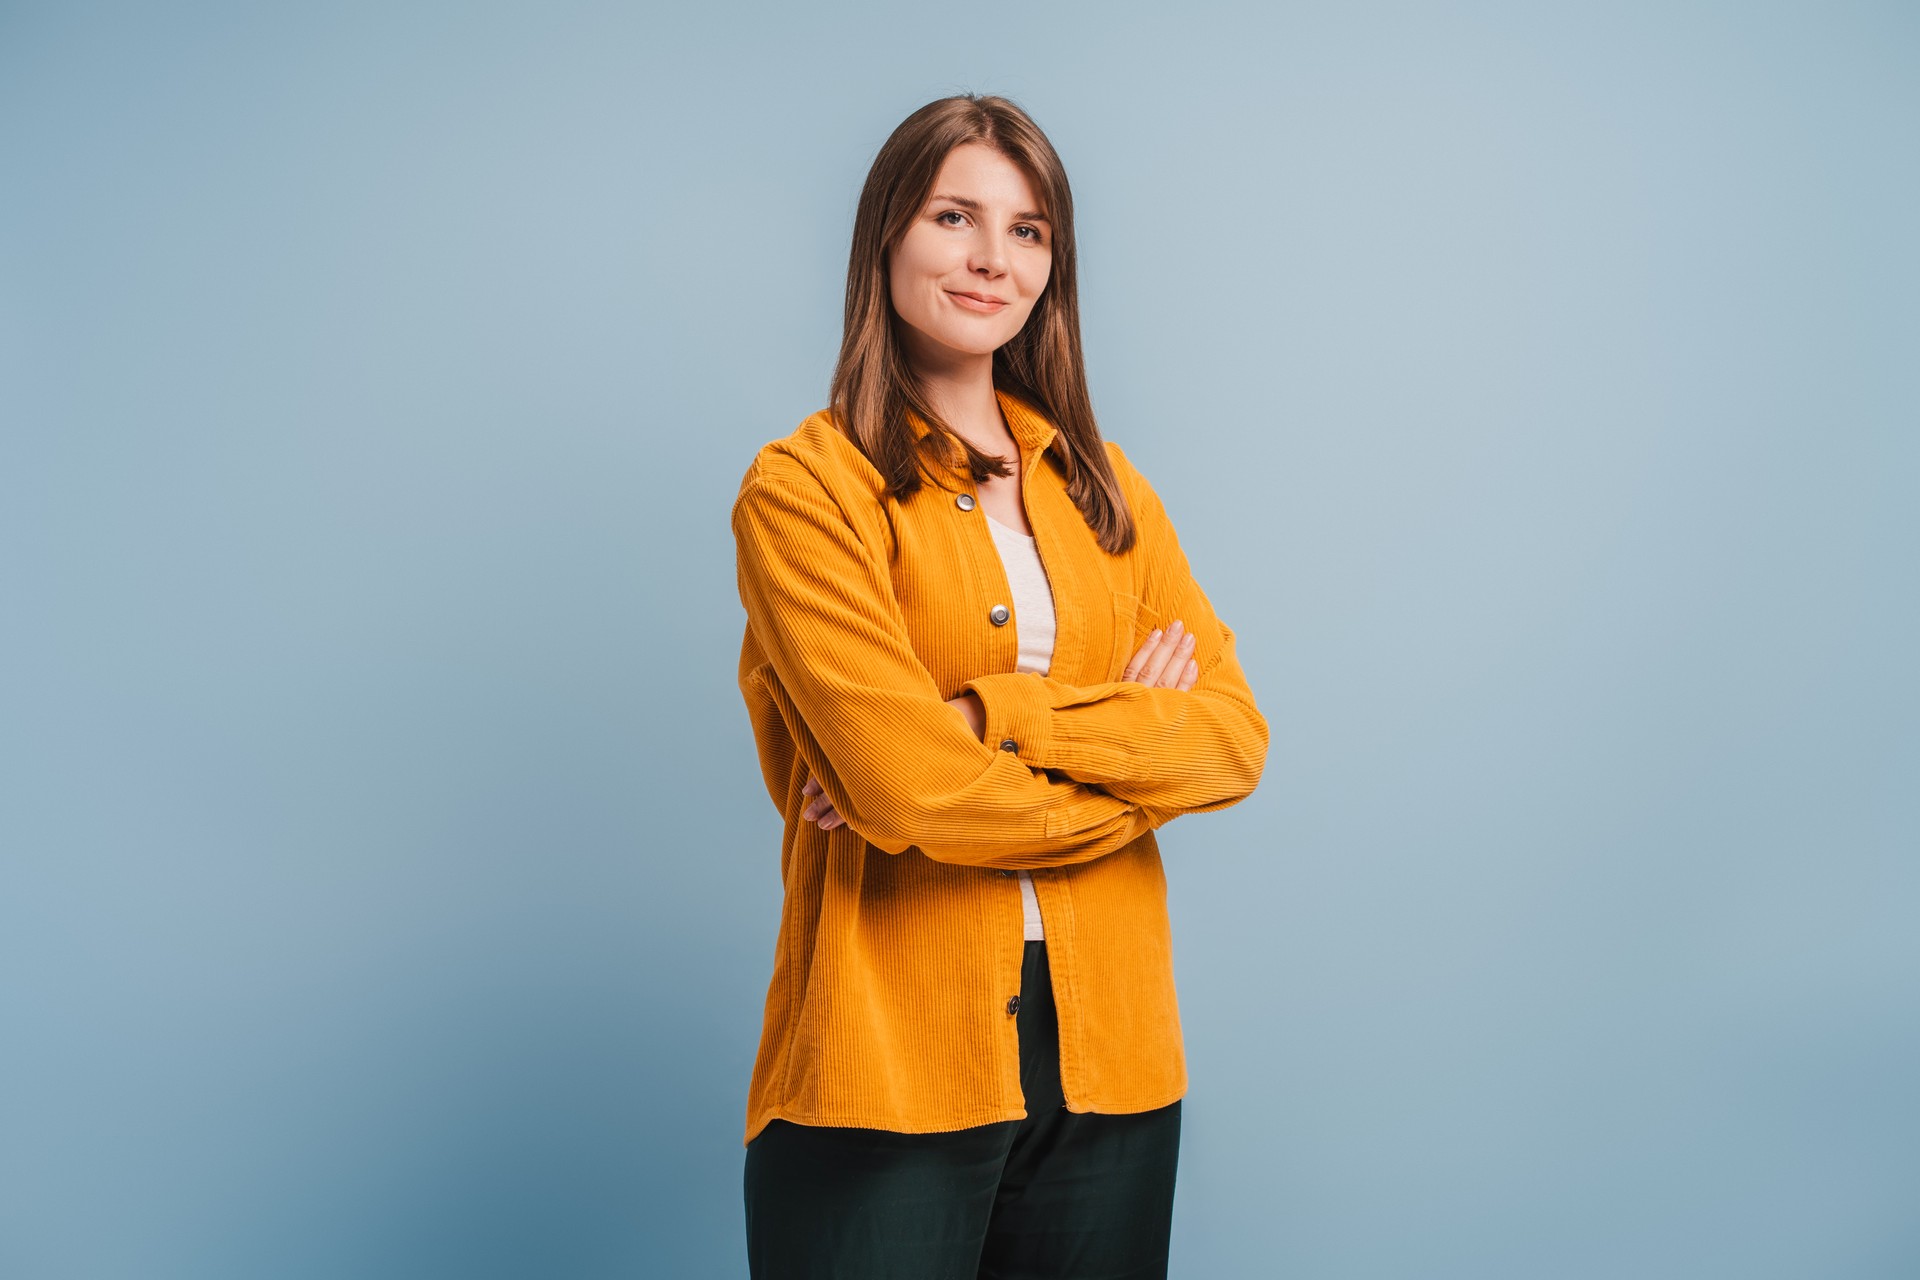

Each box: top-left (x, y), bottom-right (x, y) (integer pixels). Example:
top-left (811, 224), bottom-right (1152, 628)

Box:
top-left (3, 1), bottom-right (1915, 1276)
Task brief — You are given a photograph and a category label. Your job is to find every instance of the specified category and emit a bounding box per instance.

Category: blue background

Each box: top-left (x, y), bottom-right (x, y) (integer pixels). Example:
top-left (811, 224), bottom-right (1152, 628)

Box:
top-left (3, 1), bottom-right (1915, 1276)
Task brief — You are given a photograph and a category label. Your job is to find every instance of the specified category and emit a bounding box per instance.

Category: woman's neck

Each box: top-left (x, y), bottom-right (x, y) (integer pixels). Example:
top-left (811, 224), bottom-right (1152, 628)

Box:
top-left (917, 365), bottom-right (1015, 457)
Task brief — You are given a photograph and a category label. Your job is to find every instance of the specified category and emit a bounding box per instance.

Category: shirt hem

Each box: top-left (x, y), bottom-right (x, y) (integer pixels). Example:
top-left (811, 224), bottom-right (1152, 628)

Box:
top-left (1061, 1082), bottom-right (1188, 1117)
top-left (743, 1100), bottom-right (1029, 1148)
top-left (743, 1081), bottom-right (1190, 1148)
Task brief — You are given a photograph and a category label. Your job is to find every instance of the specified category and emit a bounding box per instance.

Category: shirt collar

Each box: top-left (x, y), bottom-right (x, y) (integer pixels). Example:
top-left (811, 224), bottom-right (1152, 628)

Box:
top-left (906, 386), bottom-right (1060, 459)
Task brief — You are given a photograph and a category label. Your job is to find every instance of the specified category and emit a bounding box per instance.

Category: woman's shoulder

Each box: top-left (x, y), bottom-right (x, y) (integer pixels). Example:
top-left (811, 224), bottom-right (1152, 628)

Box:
top-left (734, 408), bottom-right (890, 521)
top-left (1097, 436), bottom-right (1154, 507)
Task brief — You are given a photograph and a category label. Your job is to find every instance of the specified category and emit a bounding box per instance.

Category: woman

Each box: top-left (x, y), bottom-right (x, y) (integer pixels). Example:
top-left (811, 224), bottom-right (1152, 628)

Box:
top-left (730, 93), bottom-right (1270, 1278)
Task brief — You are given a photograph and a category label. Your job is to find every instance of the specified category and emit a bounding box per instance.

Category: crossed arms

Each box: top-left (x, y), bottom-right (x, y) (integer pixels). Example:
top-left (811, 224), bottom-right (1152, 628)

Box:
top-left (731, 446), bottom-right (1268, 872)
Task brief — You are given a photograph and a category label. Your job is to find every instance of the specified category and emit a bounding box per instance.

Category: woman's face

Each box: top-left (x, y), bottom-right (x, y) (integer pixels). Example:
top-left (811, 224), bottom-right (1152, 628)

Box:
top-left (887, 143), bottom-right (1052, 372)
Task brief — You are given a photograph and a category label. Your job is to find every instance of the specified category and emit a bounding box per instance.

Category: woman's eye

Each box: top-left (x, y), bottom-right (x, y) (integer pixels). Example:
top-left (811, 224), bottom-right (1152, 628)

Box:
top-left (934, 210), bottom-right (1041, 242)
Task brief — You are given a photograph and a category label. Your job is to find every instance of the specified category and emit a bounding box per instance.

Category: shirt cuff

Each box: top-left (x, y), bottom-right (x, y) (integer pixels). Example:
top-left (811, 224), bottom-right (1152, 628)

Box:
top-left (960, 672), bottom-right (1056, 768)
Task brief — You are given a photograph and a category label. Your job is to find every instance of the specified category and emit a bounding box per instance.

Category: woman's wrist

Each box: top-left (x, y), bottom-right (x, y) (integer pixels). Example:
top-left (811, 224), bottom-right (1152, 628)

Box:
top-left (947, 691), bottom-right (986, 741)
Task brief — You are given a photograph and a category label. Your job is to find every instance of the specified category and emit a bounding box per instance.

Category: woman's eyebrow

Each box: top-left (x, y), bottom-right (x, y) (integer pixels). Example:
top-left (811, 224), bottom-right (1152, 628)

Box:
top-left (930, 193), bottom-right (1050, 223)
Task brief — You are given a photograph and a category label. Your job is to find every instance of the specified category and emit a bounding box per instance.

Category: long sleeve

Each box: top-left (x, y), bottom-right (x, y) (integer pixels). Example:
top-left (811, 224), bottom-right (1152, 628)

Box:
top-left (959, 444), bottom-right (1269, 826)
top-left (731, 458), bottom-right (1154, 870)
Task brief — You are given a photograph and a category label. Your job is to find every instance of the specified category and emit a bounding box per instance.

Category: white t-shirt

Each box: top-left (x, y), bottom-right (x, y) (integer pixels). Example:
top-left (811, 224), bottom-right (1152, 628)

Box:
top-left (984, 510), bottom-right (1058, 941)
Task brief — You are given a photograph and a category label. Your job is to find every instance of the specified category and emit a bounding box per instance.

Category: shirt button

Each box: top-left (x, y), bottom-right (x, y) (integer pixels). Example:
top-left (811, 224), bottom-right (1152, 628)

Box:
top-left (1006, 995), bottom-right (1021, 1015)
top-left (998, 869), bottom-right (1015, 877)
top-left (999, 738), bottom-right (1017, 752)
top-left (956, 493), bottom-right (976, 511)
top-left (989, 603), bottom-right (1010, 625)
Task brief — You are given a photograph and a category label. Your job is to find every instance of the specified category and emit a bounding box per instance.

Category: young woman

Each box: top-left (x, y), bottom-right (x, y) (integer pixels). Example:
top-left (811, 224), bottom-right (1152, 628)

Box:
top-left (730, 93), bottom-right (1270, 1279)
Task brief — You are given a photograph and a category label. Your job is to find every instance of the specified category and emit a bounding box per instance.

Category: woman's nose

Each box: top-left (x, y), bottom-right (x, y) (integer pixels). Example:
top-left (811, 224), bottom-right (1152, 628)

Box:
top-left (969, 230), bottom-right (1007, 276)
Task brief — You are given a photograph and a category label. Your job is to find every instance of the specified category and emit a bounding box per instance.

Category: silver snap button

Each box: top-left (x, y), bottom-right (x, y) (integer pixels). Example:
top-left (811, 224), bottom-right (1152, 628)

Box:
top-left (989, 604), bottom-right (1010, 625)
top-left (999, 738), bottom-right (1017, 752)
top-left (956, 493), bottom-right (976, 511)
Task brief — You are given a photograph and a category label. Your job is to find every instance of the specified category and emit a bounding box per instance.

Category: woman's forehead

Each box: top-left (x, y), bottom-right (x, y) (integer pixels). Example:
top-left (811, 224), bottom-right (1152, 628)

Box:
top-left (927, 147), bottom-right (1045, 214)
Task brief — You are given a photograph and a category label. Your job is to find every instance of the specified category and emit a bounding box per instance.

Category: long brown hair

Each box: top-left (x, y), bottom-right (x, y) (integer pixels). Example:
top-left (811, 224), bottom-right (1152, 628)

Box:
top-left (828, 93), bottom-right (1137, 556)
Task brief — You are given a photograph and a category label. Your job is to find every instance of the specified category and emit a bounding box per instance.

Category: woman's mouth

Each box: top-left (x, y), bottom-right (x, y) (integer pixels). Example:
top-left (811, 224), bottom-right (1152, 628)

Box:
top-left (946, 290), bottom-right (1009, 313)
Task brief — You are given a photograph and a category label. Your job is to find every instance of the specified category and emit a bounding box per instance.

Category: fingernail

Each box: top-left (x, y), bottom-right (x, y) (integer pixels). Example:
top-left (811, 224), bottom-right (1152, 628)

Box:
top-left (1148, 629), bottom-right (1162, 641)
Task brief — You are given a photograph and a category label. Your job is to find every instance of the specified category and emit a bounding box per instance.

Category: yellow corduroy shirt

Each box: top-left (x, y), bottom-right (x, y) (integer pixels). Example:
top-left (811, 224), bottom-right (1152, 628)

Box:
top-left (731, 386), bottom-right (1269, 1147)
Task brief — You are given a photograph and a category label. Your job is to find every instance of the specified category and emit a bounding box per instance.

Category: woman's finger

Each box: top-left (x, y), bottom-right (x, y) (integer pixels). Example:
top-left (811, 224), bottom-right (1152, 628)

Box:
top-left (1141, 619), bottom-right (1188, 687)
top-left (799, 773), bottom-right (844, 828)
top-left (1161, 628), bottom-right (1197, 688)
top-left (1157, 640), bottom-right (1197, 691)
top-left (1126, 622), bottom-right (1201, 690)
top-left (1126, 627), bottom-right (1173, 682)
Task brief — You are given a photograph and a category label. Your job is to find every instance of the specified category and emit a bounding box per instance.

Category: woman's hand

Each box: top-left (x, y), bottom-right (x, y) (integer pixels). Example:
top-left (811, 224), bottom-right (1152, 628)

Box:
top-left (1123, 617), bottom-right (1200, 690)
top-left (800, 772), bottom-right (846, 831)
top-left (800, 638), bottom-right (1191, 832)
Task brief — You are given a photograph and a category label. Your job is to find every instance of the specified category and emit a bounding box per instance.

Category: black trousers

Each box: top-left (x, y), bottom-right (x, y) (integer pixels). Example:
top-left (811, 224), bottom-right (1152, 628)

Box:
top-left (743, 940), bottom-right (1182, 1279)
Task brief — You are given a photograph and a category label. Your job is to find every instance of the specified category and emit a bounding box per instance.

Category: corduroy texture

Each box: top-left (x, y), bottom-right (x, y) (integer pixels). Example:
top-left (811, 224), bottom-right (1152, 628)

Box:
top-left (731, 387), bottom-right (1269, 1147)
